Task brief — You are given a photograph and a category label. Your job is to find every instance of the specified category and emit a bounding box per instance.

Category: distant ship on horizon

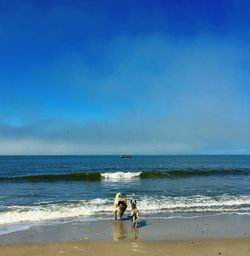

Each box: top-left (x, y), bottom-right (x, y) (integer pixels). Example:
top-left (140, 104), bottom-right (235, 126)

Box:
top-left (120, 155), bottom-right (132, 158)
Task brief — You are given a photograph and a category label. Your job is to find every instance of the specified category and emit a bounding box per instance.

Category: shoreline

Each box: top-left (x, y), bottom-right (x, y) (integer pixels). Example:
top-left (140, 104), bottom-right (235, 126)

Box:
top-left (1, 239), bottom-right (250, 256)
top-left (1, 214), bottom-right (250, 244)
top-left (1, 214), bottom-right (250, 256)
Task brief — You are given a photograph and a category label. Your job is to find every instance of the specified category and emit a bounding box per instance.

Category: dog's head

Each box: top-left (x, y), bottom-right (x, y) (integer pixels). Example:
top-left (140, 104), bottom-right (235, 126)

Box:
top-left (130, 200), bottom-right (137, 210)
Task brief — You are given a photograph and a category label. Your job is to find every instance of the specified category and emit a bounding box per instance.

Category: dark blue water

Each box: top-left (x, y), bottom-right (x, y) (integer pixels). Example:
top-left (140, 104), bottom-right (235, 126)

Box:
top-left (0, 155), bottom-right (249, 226)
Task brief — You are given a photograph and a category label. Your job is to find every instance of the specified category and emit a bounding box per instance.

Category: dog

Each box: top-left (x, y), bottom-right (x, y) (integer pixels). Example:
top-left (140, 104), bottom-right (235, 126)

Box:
top-left (114, 193), bottom-right (127, 220)
top-left (130, 200), bottom-right (139, 228)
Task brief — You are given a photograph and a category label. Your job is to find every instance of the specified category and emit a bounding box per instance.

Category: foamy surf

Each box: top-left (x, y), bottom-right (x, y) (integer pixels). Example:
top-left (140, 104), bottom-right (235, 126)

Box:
top-left (0, 195), bottom-right (250, 225)
top-left (0, 198), bottom-right (112, 225)
top-left (101, 172), bottom-right (142, 180)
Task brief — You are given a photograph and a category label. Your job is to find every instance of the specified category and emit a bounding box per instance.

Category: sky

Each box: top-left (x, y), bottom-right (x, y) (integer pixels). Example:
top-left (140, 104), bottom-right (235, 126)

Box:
top-left (0, 0), bottom-right (250, 155)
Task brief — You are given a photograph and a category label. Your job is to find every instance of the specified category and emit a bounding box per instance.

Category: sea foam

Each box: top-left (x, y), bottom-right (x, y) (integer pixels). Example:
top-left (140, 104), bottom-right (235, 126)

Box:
top-left (0, 195), bottom-right (250, 225)
top-left (101, 172), bottom-right (142, 180)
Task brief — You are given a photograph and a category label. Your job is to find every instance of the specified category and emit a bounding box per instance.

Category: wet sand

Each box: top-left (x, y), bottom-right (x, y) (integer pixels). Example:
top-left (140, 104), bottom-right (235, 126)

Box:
top-left (1, 214), bottom-right (250, 256)
top-left (1, 239), bottom-right (250, 256)
top-left (1, 214), bottom-right (250, 243)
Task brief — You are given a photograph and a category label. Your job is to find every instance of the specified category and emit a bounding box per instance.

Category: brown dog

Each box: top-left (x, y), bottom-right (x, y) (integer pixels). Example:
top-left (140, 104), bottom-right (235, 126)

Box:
top-left (114, 193), bottom-right (127, 220)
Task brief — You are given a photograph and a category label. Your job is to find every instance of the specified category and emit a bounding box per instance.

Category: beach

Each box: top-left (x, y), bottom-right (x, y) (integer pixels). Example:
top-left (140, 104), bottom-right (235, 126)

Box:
top-left (1, 215), bottom-right (250, 256)
top-left (1, 239), bottom-right (250, 256)
top-left (0, 155), bottom-right (250, 255)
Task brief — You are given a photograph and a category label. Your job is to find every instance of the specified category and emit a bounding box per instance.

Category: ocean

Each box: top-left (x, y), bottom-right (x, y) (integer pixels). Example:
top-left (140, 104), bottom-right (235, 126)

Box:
top-left (0, 155), bottom-right (250, 234)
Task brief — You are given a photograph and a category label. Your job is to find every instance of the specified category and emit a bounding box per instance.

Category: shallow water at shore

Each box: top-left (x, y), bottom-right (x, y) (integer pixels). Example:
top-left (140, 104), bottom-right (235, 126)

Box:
top-left (0, 214), bottom-right (249, 244)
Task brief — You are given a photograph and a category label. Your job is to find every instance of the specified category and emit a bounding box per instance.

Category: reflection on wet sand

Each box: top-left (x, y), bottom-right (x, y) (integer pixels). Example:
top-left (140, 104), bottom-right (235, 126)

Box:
top-left (131, 226), bottom-right (139, 240)
top-left (113, 221), bottom-right (139, 241)
top-left (113, 220), bottom-right (127, 240)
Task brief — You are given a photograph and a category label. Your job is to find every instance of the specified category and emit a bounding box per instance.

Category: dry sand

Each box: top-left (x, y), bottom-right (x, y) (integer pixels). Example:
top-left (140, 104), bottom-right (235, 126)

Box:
top-left (1, 239), bottom-right (250, 256)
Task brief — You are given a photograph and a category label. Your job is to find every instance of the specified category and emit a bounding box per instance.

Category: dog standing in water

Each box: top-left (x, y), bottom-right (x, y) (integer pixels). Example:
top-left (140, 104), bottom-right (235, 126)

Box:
top-left (130, 200), bottom-right (139, 228)
top-left (114, 193), bottom-right (127, 220)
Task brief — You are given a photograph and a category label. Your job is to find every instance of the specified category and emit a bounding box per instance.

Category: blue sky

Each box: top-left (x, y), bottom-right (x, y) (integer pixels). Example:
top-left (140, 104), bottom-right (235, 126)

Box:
top-left (0, 0), bottom-right (250, 154)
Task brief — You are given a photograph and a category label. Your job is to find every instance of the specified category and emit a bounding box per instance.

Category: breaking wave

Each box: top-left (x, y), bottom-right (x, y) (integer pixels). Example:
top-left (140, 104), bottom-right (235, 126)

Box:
top-left (0, 169), bottom-right (249, 182)
top-left (101, 172), bottom-right (141, 179)
top-left (0, 195), bottom-right (250, 225)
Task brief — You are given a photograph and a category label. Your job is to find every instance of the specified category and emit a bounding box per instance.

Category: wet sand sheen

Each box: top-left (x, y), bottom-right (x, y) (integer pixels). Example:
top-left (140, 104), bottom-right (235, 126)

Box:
top-left (1, 214), bottom-right (250, 243)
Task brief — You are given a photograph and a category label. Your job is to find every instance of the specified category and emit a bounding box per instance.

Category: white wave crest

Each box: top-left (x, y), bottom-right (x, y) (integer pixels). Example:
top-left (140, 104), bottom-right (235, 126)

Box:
top-left (137, 195), bottom-right (250, 214)
top-left (101, 172), bottom-right (141, 180)
top-left (0, 198), bottom-right (112, 225)
top-left (0, 195), bottom-right (250, 225)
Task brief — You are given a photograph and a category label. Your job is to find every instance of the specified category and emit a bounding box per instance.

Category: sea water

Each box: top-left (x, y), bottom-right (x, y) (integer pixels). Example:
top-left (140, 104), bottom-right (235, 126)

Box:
top-left (0, 155), bottom-right (249, 233)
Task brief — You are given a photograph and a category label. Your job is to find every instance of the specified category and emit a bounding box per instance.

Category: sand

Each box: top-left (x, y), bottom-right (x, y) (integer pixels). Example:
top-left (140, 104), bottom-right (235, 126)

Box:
top-left (1, 215), bottom-right (250, 256)
top-left (1, 239), bottom-right (250, 256)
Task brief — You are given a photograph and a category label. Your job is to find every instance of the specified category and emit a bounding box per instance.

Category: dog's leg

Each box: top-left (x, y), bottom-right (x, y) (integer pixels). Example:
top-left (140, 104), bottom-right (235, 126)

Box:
top-left (132, 215), bottom-right (135, 227)
top-left (120, 210), bottom-right (124, 220)
top-left (117, 209), bottom-right (121, 220)
top-left (132, 213), bottom-right (139, 228)
top-left (133, 220), bottom-right (138, 228)
top-left (120, 205), bottom-right (127, 220)
top-left (135, 219), bottom-right (138, 228)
